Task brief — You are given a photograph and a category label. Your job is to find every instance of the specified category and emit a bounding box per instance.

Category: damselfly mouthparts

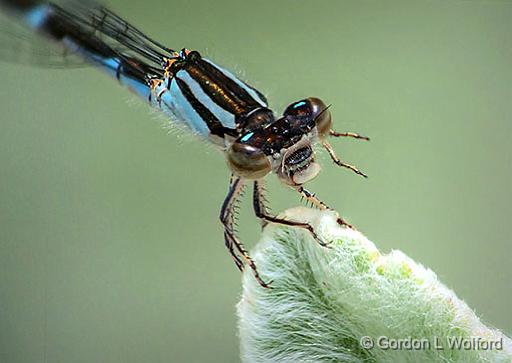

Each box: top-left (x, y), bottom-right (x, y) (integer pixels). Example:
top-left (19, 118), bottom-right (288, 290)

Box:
top-left (0, 0), bottom-right (369, 288)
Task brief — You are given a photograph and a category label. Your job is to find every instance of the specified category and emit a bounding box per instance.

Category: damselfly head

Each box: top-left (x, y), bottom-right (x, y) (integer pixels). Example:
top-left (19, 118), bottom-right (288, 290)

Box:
top-left (226, 97), bottom-right (332, 183)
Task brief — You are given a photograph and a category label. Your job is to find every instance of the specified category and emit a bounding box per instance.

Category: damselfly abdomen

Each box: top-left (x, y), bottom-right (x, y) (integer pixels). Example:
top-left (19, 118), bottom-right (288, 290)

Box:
top-left (0, 0), bottom-right (369, 287)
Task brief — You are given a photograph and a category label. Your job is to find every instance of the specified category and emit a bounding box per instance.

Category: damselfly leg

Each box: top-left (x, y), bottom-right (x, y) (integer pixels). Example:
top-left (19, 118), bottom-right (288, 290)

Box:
top-left (322, 140), bottom-right (368, 178)
top-left (296, 186), bottom-right (354, 229)
top-left (220, 176), bottom-right (272, 288)
top-left (329, 130), bottom-right (370, 141)
top-left (220, 177), bottom-right (245, 272)
top-left (324, 128), bottom-right (369, 177)
top-left (253, 181), bottom-right (329, 248)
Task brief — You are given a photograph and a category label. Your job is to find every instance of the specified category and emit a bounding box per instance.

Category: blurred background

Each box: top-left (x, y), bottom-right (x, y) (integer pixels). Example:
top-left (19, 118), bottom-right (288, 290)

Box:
top-left (0, 0), bottom-right (511, 362)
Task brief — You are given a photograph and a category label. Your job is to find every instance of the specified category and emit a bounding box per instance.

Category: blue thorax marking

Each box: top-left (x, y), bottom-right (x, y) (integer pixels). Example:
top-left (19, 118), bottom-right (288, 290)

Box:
top-left (240, 132), bottom-right (254, 142)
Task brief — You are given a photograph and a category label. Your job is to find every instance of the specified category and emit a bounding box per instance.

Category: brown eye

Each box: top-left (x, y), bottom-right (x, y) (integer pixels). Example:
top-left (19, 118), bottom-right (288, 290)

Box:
top-left (308, 97), bottom-right (331, 137)
top-left (226, 141), bottom-right (271, 179)
top-left (283, 97), bottom-right (332, 137)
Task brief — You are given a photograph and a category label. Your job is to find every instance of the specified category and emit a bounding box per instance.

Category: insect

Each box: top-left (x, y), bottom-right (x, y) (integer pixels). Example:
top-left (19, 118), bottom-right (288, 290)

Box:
top-left (0, 0), bottom-right (369, 287)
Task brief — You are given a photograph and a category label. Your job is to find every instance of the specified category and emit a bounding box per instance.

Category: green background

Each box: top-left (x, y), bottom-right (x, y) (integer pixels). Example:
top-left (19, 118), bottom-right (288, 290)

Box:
top-left (1, 0), bottom-right (511, 362)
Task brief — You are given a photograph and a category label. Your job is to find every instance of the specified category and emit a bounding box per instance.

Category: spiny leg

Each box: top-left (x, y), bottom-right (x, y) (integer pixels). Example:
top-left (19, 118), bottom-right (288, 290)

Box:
top-left (322, 140), bottom-right (368, 178)
top-left (224, 228), bottom-right (272, 288)
top-left (296, 186), bottom-right (355, 229)
top-left (223, 231), bottom-right (244, 272)
top-left (220, 176), bottom-right (271, 288)
top-left (253, 180), bottom-right (329, 247)
top-left (330, 130), bottom-right (370, 141)
top-left (220, 176), bottom-right (244, 271)
top-left (253, 179), bottom-right (270, 229)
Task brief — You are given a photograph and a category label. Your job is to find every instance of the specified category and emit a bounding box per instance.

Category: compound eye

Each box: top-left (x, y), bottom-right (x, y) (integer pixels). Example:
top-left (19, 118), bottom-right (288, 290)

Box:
top-left (227, 142), bottom-right (271, 179)
top-left (283, 98), bottom-right (332, 137)
top-left (283, 99), bottom-right (312, 119)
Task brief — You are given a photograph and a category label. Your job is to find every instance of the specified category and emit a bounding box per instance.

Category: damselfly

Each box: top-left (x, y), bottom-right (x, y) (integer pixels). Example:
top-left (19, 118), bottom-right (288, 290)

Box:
top-left (0, 0), bottom-right (369, 287)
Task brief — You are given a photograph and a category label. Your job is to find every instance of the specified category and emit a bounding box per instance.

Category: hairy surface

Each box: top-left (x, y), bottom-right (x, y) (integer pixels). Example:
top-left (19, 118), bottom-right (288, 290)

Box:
top-left (237, 207), bottom-right (511, 363)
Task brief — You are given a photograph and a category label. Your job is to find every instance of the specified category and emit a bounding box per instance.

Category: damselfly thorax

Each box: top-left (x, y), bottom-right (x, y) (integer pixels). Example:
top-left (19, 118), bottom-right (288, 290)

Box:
top-left (0, 0), bottom-right (370, 288)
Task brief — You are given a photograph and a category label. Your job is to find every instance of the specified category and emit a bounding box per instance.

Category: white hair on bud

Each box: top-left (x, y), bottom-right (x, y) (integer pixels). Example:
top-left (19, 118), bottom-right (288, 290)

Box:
top-left (237, 207), bottom-right (512, 363)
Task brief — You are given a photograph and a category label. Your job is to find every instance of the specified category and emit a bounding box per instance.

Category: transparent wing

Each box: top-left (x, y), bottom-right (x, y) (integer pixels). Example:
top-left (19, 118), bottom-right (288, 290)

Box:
top-left (0, 9), bottom-right (86, 67)
top-left (0, 0), bottom-right (175, 73)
